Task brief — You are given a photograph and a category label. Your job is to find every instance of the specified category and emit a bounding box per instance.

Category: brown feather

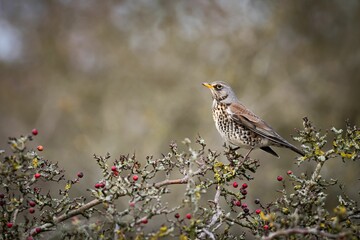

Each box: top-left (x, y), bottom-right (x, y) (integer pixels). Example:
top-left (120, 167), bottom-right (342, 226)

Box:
top-left (229, 103), bottom-right (305, 156)
top-left (260, 146), bottom-right (279, 158)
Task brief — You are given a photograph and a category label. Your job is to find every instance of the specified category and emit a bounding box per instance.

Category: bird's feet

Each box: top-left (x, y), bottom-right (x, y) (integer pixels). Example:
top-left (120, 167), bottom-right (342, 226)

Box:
top-left (243, 148), bottom-right (254, 162)
top-left (223, 143), bottom-right (240, 152)
top-left (229, 146), bottom-right (240, 152)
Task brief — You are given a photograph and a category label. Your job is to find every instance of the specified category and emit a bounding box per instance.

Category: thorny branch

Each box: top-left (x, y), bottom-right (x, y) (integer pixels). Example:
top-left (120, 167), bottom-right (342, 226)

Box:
top-left (199, 185), bottom-right (222, 240)
top-left (1, 118), bottom-right (359, 239)
top-left (154, 167), bottom-right (209, 188)
top-left (29, 169), bottom-right (210, 236)
top-left (262, 227), bottom-right (352, 240)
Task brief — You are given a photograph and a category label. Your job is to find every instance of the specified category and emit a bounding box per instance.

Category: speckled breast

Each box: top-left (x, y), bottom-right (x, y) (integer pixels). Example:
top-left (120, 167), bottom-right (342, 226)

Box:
top-left (212, 102), bottom-right (262, 148)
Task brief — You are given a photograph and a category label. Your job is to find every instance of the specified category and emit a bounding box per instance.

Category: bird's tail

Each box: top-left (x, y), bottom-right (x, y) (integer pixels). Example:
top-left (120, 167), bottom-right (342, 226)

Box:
top-left (285, 143), bottom-right (305, 156)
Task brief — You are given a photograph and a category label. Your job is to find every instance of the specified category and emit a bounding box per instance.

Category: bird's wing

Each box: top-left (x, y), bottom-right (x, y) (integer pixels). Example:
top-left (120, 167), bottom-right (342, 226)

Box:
top-left (228, 103), bottom-right (291, 146)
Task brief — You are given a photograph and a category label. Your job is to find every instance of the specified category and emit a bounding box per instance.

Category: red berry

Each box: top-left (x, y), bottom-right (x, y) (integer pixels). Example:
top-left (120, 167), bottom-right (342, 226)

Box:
top-left (34, 173), bottom-right (41, 179)
top-left (129, 202), bottom-right (135, 207)
top-left (29, 201), bottom-right (36, 207)
top-left (6, 222), bottom-right (13, 228)
top-left (95, 183), bottom-right (101, 189)
top-left (255, 209), bottom-right (261, 214)
top-left (111, 166), bottom-right (117, 171)
top-left (113, 170), bottom-right (119, 176)
top-left (35, 227), bottom-right (41, 233)
top-left (241, 203), bottom-right (248, 209)
top-left (29, 208), bottom-right (35, 214)
top-left (77, 172), bottom-right (84, 178)
top-left (234, 200), bottom-right (241, 207)
top-left (186, 213), bottom-right (192, 219)
top-left (132, 175), bottom-right (139, 181)
top-left (32, 129), bottom-right (38, 136)
top-left (232, 182), bottom-right (238, 188)
top-left (141, 218), bottom-right (148, 224)
top-left (174, 213), bottom-right (180, 219)
top-left (0, 193), bottom-right (4, 199)
top-left (99, 182), bottom-right (105, 188)
top-left (277, 175), bottom-right (283, 181)
top-left (287, 170), bottom-right (293, 175)
top-left (242, 183), bottom-right (248, 189)
top-left (37, 145), bottom-right (43, 151)
top-left (264, 224), bottom-right (269, 230)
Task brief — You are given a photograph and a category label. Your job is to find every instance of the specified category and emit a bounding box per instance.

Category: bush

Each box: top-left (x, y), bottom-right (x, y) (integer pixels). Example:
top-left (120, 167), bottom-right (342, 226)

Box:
top-left (0, 118), bottom-right (359, 239)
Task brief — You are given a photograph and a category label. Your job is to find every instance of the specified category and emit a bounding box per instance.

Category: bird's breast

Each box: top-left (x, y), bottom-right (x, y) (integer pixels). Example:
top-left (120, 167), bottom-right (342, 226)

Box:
top-left (212, 102), bottom-right (265, 148)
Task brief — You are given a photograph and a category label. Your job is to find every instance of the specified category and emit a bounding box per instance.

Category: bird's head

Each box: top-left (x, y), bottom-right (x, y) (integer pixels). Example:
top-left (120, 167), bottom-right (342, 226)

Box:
top-left (202, 81), bottom-right (237, 103)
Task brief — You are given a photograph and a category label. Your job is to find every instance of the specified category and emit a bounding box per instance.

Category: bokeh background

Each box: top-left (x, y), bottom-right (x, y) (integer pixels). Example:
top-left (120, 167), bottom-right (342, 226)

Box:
top-left (0, 0), bottom-right (359, 232)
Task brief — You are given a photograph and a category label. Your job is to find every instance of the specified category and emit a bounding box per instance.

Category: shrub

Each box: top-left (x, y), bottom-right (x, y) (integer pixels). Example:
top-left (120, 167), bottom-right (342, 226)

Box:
top-left (0, 118), bottom-right (359, 239)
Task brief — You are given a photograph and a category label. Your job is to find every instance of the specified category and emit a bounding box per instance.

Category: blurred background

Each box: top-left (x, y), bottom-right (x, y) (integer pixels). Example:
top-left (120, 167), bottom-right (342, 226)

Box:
top-left (0, 0), bottom-right (359, 228)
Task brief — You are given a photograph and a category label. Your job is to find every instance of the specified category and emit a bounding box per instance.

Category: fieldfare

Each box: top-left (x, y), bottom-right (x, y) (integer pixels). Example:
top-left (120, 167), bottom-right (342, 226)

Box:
top-left (202, 81), bottom-right (304, 157)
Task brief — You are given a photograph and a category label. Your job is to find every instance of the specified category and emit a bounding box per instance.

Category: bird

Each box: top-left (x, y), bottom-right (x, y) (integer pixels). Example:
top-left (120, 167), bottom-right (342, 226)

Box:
top-left (202, 81), bottom-right (304, 158)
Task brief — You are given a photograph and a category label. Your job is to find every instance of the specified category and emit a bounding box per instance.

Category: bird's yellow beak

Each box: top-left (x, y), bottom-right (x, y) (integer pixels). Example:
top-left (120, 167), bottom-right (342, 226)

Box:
top-left (202, 83), bottom-right (214, 89)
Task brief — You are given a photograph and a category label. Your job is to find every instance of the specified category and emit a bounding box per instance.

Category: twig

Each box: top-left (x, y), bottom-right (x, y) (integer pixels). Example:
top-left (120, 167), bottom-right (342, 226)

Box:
top-left (30, 198), bottom-right (102, 235)
top-left (202, 229), bottom-right (215, 240)
top-left (207, 185), bottom-right (222, 227)
top-left (308, 160), bottom-right (325, 191)
top-left (154, 167), bottom-right (208, 188)
top-left (11, 204), bottom-right (20, 223)
top-left (262, 227), bottom-right (350, 240)
top-left (154, 177), bottom-right (189, 188)
top-left (199, 185), bottom-right (222, 239)
top-left (289, 159), bottom-right (325, 227)
top-left (224, 216), bottom-right (254, 229)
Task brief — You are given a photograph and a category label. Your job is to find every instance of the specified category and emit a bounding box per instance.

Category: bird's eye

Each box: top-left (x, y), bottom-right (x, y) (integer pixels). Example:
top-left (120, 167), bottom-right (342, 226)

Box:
top-left (215, 84), bottom-right (223, 90)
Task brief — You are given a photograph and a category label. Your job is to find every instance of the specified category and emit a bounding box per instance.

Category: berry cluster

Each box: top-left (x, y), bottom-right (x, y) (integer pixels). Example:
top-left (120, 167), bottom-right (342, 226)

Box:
top-left (230, 181), bottom-right (251, 213)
